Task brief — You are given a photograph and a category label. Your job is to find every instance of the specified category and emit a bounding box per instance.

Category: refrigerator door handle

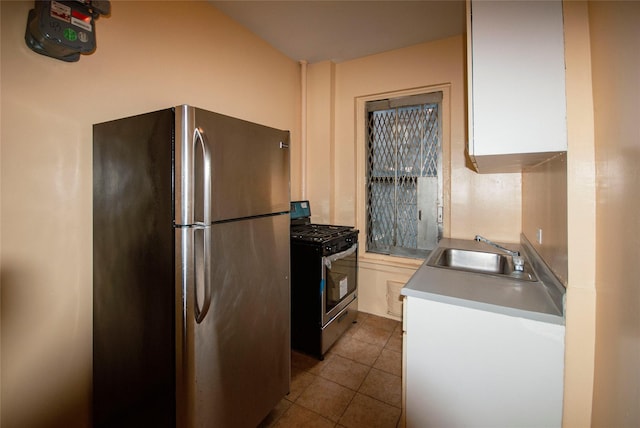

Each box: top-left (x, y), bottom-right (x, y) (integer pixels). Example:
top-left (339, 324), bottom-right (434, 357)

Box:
top-left (194, 226), bottom-right (212, 323)
top-left (192, 126), bottom-right (213, 323)
top-left (193, 127), bottom-right (212, 225)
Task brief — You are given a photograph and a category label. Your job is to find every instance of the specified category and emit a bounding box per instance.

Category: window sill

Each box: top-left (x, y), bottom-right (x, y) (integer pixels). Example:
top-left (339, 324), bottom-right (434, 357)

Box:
top-left (359, 251), bottom-right (426, 271)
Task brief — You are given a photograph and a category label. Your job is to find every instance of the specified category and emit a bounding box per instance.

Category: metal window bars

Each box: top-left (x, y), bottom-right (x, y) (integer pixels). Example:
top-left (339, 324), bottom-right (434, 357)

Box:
top-left (366, 101), bottom-right (440, 255)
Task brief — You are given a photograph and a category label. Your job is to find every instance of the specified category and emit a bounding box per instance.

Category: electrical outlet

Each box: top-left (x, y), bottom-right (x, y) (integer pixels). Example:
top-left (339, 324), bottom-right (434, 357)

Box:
top-left (536, 228), bottom-right (543, 245)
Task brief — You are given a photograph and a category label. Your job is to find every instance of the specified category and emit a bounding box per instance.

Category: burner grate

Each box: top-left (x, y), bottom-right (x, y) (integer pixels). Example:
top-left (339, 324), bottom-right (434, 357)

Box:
top-left (291, 224), bottom-right (354, 242)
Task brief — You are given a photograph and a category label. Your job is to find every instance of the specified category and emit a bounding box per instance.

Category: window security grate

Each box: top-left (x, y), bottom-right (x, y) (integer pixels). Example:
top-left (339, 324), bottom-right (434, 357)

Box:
top-left (366, 102), bottom-right (440, 256)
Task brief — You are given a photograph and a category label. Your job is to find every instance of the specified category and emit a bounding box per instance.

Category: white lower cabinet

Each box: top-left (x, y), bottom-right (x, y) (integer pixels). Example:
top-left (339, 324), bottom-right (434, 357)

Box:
top-left (403, 296), bottom-right (564, 428)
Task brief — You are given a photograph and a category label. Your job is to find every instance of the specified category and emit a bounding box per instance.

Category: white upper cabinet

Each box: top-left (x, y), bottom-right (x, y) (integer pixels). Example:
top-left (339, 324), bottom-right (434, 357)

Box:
top-left (467, 0), bottom-right (567, 173)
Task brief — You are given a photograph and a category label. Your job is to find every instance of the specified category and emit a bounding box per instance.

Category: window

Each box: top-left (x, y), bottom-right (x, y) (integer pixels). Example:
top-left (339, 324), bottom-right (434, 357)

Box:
top-left (365, 92), bottom-right (443, 258)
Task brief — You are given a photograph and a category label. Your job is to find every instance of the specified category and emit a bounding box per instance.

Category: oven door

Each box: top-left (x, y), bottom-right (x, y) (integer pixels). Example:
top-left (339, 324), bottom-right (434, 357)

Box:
top-left (321, 243), bottom-right (358, 326)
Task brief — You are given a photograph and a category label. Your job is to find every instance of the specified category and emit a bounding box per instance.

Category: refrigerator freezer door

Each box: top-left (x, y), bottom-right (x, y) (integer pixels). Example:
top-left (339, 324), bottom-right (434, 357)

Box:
top-left (175, 105), bottom-right (290, 226)
top-left (176, 214), bottom-right (291, 427)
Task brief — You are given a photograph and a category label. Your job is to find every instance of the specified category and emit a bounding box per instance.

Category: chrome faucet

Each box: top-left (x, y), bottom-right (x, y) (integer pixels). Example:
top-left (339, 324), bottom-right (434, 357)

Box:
top-left (474, 235), bottom-right (525, 272)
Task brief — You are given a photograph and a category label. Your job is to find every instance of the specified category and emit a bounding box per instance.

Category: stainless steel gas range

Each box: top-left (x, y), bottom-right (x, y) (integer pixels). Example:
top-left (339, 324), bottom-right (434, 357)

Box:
top-left (290, 201), bottom-right (359, 359)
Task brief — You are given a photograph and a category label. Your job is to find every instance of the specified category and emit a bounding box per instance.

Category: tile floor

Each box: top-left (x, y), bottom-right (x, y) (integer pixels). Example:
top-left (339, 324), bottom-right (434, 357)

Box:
top-left (259, 312), bottom-right (403, 428)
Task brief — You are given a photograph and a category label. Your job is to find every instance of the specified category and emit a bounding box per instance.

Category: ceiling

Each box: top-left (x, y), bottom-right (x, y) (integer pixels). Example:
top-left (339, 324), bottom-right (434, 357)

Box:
top-left (210, 1), bottom-right (466, 63)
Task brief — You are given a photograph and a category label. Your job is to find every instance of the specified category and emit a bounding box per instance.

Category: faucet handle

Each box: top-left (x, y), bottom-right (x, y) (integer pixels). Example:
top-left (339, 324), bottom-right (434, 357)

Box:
top-left (512, 255), bottom-right (525, 272)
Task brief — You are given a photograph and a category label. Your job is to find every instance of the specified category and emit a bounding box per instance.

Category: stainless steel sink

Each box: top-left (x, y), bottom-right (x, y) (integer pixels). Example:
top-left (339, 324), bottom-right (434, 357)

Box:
top-left (427, 248), bottom-right (538, 281)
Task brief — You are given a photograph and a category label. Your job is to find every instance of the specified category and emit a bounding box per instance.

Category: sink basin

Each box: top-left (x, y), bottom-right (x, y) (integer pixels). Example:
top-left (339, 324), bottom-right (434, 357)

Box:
top-left (433, 248), bottom-right (508, 273)
top-left (427, 248), bottom-right (538, 281)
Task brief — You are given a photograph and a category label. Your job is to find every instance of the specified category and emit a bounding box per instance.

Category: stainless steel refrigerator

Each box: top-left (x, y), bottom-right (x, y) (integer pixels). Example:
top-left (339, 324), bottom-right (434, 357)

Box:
top-left (93, 105), bottom-right (291, 428)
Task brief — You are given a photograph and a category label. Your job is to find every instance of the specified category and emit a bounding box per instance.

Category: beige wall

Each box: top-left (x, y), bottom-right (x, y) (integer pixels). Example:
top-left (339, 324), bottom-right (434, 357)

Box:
top-left (522, 5), bottom-right (595, 426)
top-left (589, 1), bottom-right (640, 426)
top-left (522, 153), bottom-right (568, 285)
top-left (304, 35), bottom-right (522, 318)
top-left (525, 1), bottom-right (640, 426)
top-left (305, 61), bottom-right (335, 221)
top-left (560, 2), bottom-right (599, 426)
top-left (523, 2), bottom-right (597, 425)
top-left (0, 1), bottom-right (300, 426)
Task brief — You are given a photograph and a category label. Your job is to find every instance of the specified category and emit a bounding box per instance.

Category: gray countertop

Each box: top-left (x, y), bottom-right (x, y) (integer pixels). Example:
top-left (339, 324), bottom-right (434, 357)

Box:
top-left (401, 237), bottom-right (566, 325)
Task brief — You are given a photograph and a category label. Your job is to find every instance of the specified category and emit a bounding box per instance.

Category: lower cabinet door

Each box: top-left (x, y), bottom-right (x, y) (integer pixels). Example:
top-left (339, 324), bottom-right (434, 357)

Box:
top-left (404, 296), bottom-right (564, 428)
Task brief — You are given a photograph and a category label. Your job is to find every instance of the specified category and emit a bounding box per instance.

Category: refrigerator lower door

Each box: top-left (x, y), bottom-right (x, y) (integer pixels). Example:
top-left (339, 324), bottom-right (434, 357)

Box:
top-left (176, 214), bottom-right (290, 428)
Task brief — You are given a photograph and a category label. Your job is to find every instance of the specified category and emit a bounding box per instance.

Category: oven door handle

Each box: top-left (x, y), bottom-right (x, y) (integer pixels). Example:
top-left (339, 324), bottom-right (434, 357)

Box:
top-left (323, 243), bottom-right (358, 269)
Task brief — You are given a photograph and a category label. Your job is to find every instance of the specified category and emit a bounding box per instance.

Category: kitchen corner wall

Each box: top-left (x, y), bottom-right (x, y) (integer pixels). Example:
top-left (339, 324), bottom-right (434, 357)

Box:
top-left (305, 60), bottom-right (335, 222)
top-left (0, 2), bottom-right (300, 427)
top-left (304, 35), bottom-right (522, 319)
top-left (522, 1), bottom-right (598, 426)
top-left (587, 1), bottom-right (640, 426)
top-left (522, 153), bottom-right (568, 285)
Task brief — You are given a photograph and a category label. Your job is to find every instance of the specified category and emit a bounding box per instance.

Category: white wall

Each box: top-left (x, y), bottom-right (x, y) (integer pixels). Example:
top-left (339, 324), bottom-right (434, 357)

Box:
top-left (0, 2), bottom-right (300, 426)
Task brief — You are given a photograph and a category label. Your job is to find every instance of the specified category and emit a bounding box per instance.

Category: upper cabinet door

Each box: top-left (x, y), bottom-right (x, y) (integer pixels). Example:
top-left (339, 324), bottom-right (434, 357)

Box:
top-left (467, 0), bottom-right (567, 173)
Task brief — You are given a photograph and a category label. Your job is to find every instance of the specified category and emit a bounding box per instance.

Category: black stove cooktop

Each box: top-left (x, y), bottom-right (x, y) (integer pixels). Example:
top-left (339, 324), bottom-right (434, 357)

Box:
top-left (290, 223), bottom-right (354, 242)
top-left (290, 201), bottom-right (357, 244)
